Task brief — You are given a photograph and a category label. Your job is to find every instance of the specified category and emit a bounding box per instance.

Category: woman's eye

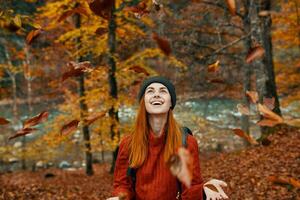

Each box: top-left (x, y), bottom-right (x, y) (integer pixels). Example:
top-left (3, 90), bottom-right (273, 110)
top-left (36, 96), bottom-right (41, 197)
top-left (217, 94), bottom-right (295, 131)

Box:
top-left (146, 90), bottom-right (154, 93)
top-left (160, 90), bottom-right (167, 93)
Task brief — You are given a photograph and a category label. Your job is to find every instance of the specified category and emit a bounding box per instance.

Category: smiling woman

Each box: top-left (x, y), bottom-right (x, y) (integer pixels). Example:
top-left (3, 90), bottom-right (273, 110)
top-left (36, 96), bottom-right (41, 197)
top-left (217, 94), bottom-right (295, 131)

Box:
top-left (109, 76), bottom-right (228, 200)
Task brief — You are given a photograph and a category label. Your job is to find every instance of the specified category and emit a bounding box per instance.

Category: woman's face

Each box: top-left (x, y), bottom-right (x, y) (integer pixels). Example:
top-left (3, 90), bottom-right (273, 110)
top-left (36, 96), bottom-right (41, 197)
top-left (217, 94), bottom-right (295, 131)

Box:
top-left (144, 83), bottom-right (171, 115)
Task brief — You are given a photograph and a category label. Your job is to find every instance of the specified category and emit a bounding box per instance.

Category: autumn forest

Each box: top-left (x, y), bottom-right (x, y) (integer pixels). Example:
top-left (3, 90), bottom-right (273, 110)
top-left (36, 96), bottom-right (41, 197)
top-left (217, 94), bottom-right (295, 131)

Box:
top-left (0, 0), bottom-right (299, 199)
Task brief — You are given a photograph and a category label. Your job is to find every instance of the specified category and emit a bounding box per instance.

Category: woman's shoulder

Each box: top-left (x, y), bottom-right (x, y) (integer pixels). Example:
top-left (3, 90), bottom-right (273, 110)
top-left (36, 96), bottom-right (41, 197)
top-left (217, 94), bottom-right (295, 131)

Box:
top-left (186, 134), bottom-right (199, 148)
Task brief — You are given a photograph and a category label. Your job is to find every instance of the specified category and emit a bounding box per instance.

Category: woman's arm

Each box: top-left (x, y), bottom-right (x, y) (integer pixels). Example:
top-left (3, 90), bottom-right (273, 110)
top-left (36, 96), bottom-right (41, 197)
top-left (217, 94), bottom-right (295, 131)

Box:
top-left (181, 135), bottom-right (205, 200)
top-left (112, 136), bottom-right (135, 200)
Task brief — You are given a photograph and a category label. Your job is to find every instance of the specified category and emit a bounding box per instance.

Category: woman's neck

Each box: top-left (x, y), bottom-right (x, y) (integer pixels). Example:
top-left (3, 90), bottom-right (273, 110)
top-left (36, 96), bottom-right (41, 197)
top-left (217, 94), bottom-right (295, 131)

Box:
top-left (148, 113), bottom-right (168, 137)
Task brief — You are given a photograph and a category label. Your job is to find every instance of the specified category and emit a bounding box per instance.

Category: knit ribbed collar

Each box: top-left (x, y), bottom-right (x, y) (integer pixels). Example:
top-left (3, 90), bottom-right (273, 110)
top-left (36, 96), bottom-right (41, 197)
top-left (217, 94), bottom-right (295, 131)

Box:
top-left (149, 127), bottom-right (166, 147)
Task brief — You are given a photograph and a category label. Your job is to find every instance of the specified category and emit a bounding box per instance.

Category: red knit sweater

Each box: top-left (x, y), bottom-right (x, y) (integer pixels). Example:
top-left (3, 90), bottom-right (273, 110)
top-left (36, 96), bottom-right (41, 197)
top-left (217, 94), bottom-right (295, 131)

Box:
top-left (112, 130), bottom-right (204, 200)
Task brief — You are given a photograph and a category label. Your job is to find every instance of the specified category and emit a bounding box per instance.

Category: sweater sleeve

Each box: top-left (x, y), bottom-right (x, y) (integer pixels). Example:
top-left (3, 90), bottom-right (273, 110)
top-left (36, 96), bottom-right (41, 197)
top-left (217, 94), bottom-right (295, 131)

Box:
top-left (112, 136), bottom-right (135, 200)
top-left (181, 135), bottom-right (205, 200)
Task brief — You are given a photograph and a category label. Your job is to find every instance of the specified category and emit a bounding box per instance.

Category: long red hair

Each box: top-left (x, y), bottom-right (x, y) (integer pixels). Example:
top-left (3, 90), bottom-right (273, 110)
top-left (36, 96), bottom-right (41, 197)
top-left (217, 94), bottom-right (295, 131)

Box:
top-left (129, 96), bottom-right (182, 168)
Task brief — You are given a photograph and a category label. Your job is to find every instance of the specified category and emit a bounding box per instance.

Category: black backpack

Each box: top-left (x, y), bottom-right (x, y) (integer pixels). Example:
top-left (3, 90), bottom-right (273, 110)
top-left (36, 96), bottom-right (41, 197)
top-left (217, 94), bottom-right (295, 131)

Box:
top-left (126, 126), bottom-right (193, 199)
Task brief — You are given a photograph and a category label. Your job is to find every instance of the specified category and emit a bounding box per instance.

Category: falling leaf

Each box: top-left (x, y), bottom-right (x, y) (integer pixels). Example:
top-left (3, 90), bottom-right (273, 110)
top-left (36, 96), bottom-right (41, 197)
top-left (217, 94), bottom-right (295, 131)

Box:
top-left (204, 183), bottom-right (218, 192)
top-left (127, 65), bottom-right (150, 76)
top-left (207, 60), bottom-right (220, 73)
top-left (74, 6), bottom-right (89, 17)
top-left (23, 111), bottom-right (49, 129)
top-left (263, 97), bottom-right (275, 110)
top-left (58, 10), bottom-right (75, 22)
top-left (284, 118), bottom-right (300, 128)
top-left (88, 0), bottom-right (114, 19)
top-left (268, 176), bottom-right (300, 189)
top-left (13, 15), bottom-right (22, 28)
top-left (9, 128), bottom-right (38, 140)
top-left (232, 129), bottom-right (258, 145)
top-left (246, 45), bottom-right (265, 63)
top-left (246, 91), bottom-right (258, 104)
top-left (60, 120), bottom-right (80, 135)
top-left (84, 112), bottom-right (106, 126)
top-left (236, 104), bottom-right (250, 115)
top-left (95, 27), bottom-right (107, 35)
top-left (225, 0), bottom-right (236, 15)
top-left (206, 78), bottom-right (225, 84)
top-left (62, 61), bottom-right (92, 82)
top-left (0, 117), bottom-right (10, 125)
top-left (124, 1), bottom-right (149, 18)
top-left (26, 29), bottom-right (42, 45)
top-left (257, 103), bottom-right (283, 125)
top-left (257, 119), bottom-right (281, 127)
top-left (152, 32), bottom-right (171, 56)
top-left (167, 147), bottom-right (193, 188)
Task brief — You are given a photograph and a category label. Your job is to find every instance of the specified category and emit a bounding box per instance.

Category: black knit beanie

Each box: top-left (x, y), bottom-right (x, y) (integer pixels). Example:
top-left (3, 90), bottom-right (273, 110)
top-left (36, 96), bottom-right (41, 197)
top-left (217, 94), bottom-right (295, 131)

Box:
top-left (138, 76), bottom-right (176, 109)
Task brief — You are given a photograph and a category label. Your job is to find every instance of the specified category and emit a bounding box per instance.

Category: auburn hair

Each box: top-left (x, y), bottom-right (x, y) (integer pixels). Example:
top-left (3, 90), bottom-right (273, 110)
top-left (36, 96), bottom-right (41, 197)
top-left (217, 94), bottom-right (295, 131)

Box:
top-left (129, 96), bottom-right (182, 168)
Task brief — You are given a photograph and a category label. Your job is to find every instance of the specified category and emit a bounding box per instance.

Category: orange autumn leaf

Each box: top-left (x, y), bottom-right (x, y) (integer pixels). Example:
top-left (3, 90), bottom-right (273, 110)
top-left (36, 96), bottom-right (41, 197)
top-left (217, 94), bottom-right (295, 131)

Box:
top-left (236, 103), bottom-right (250, 115)
top-left (225, 0), bottom-right (236, 15)
top-left (284, 118), bottom-right (300, 128)
top-left (207, 60), bottom-right (220, 73)
top-left (167, 147), bottom-right (193, 188)
top-left (152, 32), bottom-right (172, 56)
top-left (84, 112), bottom-right (106, 126)
top-left (268, 176), bottom-right (300, 189)
top-left (246, 45), bottom-right (265, 63)
top-left (232, 129), bottom-right (258, 145)
top-left (0, 117), bottom-right (10, 125)
top-left (9, 128), bottom-right (38, 140)
top-left (246, 91), bottom-right (258, 104)
top-left (60, 120), bottom-right (80, 135)
top-left (26, 29), bottom-right (42, 45)
top-left (263, 97), bottom-right (275, 110)
top-left (95, 27), bottom-right (107, 35)
top-left (128, 65), bottom-right (150, 76)
top-left (58, 10), bottom-right (75, 22)
top-left (257, 103), bottom-right (283, 124)
top-left (23, 111), bottom-right (49, 129)
top-left (257, 119), bottom-right (281, 127)
top-left (62, 61), bottom-right (92, 82)
top-left (124, 1), bottom-right (149, 18)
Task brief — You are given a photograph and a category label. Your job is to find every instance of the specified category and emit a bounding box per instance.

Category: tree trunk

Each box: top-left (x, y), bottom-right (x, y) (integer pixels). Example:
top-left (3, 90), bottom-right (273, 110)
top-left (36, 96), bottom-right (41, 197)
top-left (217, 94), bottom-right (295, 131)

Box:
top-left (256, 0), bottom-right (281, 139)
top-left (108, 1), bottom-right (120, 174)
top-left (74, 11), bottom-right (94, 176)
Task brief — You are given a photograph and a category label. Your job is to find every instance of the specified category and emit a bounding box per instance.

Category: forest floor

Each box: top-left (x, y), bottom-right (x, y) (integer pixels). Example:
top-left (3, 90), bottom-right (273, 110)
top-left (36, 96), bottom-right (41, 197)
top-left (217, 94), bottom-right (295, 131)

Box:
top-left (0, 127), bottom-right (299, 200)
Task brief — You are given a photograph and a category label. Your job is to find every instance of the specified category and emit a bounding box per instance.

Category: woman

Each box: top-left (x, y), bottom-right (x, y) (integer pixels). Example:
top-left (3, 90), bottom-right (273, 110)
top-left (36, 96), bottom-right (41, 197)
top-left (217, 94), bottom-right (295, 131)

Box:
top-left (110, 76), bottom-right (228, 200)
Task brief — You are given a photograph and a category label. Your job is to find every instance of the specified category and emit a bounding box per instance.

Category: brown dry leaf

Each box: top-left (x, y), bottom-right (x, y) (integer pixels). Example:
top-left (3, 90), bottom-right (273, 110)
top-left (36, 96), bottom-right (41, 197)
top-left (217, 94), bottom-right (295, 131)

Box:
top-left (236, 103), bottom-right (250, 115)
top-left (95, 27), bottom-right (107, 35)
top-left (268, 176), bottom-right (300, 189)
top-left (26, 29), bottom-right (42, 45)
top-left (85, 112), bottom-right (106, 126)
top-left (124, 1), bottom-right (150, 18)
top-left (9, 128), bottom-right (38, 140)
top-left (284, 118), bottom-right (300, 128)
top-left (263, 97), bottom-right (275, 110)
top-left (0, 117), bottom-right (10, 125)
top-left (206, 78), bottom-right (225, 84)
top-left (23, 111), bottom-right (49, 128)
top-left (257, 119), bottom-right (281, 127)
top-left (60, 120), bottom-right (79, 135)
top-left (207, 60), bottom-right (220, 73)
top-left (74, 6), bottom-right (89, 17)
top-left (232, 129), bottom-right (258, 145)
top-left (167, 147), bottom-right (193, 188)
top-left (88, 0), bottom-right (114, 20)
top-left (58, 10), bottom-right (75, 22)
top-left (257, 103), bottom-right (283, 124)
top-left (62, 61), bottom-right (92, 82)
top-left (128, 65), bottom-right (150, 76)
top-left (246, 45), bottom-right (265, 63)
top-left (246, 91), bottom-right (258, 104)
top-left (204, 183), bottom-right (218, 192)
top-left (152, 32), bottom-right (171, 56)
top-left (225, 0), bottom-right (236, 15)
